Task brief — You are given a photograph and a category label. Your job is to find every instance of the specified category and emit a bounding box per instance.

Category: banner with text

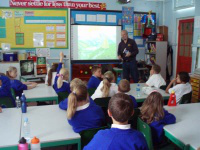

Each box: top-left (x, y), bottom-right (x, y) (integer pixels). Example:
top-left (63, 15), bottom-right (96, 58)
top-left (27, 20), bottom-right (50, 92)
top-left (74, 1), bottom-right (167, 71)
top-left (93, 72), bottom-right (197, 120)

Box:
top-left (9, 0), bottom-right (106, 10)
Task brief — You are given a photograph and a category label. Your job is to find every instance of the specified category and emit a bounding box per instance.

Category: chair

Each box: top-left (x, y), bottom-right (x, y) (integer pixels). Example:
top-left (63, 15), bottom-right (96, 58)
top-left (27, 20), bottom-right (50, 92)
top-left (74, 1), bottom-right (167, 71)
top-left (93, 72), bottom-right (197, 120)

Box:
top-left (11, 88), bottom-right (16, 100)
top-left (94, 97), bottom-right (111, 117)
top-left (88, 88), bottom-right (96, 96)
top-left (137, 117), bottom-right (154, 150)
top-left (128, 108), bottom-right (141, 130)
top-left (0, 97), bottom-right (15, 108)
top-left (57, 91), bottom-right (69, 103)
top-left (80, 126), bottom-right (108, 149)
top-left (179, 92), bottom-right (192, 104)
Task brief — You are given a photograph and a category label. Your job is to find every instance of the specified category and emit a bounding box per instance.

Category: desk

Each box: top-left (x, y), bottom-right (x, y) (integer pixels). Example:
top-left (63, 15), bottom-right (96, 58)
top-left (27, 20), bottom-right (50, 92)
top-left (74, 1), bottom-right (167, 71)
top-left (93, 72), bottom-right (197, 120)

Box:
top-left (24, 84), bottom-right (58, 104)
top-left (21, 105), bottom-right (81, 149)
top-left (0, 108), bottom-right (21, 150)
top-left (164, 103), bottom-right (200, 150)
top-left (128, 83), bottom-right (170, 102)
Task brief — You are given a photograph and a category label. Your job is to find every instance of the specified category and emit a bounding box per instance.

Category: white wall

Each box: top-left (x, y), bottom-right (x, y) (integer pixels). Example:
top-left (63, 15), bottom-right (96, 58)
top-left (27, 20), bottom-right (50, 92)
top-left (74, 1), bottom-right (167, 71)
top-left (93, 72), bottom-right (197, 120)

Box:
top-left (163, 0), bottom-right (195, 78)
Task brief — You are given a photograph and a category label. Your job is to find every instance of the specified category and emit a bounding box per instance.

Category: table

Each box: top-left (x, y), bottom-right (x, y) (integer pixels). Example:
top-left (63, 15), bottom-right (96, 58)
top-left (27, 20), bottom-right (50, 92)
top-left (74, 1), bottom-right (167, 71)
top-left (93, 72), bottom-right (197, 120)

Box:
top-left (24, 84), bottom-right (58, 104)
top-left (164, 103), bottom-right (200, 150)
top-left (21, 105), bottom-right (81, 149)
top-left (0, 108), bottom-right (21, 150)
top-left (128, 83), bottom-right (170, 102)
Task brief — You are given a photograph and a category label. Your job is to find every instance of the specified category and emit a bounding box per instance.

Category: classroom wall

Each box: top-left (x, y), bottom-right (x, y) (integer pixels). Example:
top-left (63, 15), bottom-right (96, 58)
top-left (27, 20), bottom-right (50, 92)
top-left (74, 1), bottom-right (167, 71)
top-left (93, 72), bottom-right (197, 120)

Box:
top-left (163, 0), bottom-right (195, 78)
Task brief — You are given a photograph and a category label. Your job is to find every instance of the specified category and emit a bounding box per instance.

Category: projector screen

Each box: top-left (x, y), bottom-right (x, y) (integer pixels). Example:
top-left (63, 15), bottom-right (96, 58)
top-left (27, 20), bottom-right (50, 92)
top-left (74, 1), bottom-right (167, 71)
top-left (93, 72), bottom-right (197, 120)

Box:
top-left (71, 25), bottom-right (121, 61)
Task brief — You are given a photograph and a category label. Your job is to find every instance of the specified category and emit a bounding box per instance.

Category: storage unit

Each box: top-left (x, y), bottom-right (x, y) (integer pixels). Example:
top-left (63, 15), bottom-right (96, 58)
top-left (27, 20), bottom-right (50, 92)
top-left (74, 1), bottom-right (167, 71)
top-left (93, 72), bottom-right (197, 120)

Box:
top-left (157, 26), bottom-right (168, 41)
top-left (190, 75), bottom-right (200, 103)
top-left (145, 41), bottom-right (168, 80)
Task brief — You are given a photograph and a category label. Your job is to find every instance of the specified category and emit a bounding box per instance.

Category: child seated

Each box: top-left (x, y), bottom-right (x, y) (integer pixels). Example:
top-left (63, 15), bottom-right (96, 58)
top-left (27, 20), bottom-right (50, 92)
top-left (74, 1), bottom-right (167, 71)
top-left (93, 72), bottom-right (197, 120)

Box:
top-left (166, 72), bottom-right (192, 104)
top-left (118, 79), bottom-right (138, 108)
top-left (91, 71), bottom-right (118, 100)
top-left (45, 64), bottom-right (58, 86)
top-left (140, 91), bottom-right (176, 145)
top-left (59, 78), bottom-right (95, 110)
top-left (0, 75), bottom-right (11, 97)
top-left (145, 64), bottom-right (166, 88)
top-left (87, 65), bottom-right (102, 89)
top-left (67, 84), bottom-right (105, 133)
top-left (6, 66), bottom-right (37, 97)
top-left (84, 93), bottom-right (148, 150)
top-left (53, 52), bottom-right (71, 94)
top-left (0, 107), bottom-right (2, 113)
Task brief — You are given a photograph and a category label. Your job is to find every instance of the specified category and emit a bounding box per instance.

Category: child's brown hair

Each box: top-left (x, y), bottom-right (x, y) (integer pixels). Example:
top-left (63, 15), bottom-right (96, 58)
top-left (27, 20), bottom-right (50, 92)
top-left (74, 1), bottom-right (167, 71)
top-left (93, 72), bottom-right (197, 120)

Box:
top-left (178, 72), bottom-right (190, 83)
top-left (91, 65), bottom-right (101, 74)
top-left (152, 64), bottom-right (161, 74)
top-left (70, 78), bottom-right (84, 91)
top-left (140, 92), bottom-right (164, 124)
top-left (67, 84), bottom-right (88, 119)
top-left (118, 79), bottom-right (130, 93)
top-left (47, 64), bottom-right (58, 86)
top-left (108, 93), bottom-right (134, 123)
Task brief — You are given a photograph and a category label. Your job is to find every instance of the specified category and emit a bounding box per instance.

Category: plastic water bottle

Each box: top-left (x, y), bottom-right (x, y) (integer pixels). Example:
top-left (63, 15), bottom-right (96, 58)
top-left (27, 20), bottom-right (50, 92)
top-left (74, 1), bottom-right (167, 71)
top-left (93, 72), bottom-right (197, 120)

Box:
top-left (16, 96), bottom-right (21, 108)
top-left (21, 93), bottom-right (27, 113)
top-left (31, 136), bottom-right (41, 150)
top-left (117, 75), bottom-right (121, 84)
top-left (136, 84), bottom-right (141, 97)
top-left (18, 137), bottom-right (28, 150)
top-left (23, 117), bottom-right (31, 140)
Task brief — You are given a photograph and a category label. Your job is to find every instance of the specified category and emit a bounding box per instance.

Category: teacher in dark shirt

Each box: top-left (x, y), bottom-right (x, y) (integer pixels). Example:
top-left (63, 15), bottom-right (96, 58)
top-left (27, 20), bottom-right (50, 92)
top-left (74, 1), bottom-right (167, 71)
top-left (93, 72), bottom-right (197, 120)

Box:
top-left (118, 30), bottom-right (139, 83)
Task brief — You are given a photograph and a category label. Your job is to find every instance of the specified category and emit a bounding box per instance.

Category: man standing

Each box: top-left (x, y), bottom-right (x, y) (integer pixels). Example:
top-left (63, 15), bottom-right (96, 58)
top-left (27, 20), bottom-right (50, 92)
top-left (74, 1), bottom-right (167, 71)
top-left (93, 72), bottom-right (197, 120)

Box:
top-left (118, 30), bottom-right (139, 83)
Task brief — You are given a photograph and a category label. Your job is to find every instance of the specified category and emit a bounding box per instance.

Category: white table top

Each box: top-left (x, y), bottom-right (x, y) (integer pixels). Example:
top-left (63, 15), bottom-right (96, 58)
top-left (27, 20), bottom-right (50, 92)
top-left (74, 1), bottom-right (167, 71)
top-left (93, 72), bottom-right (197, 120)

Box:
top-left (128, 83), bottom-right (170, 101)
top-left (21, 105), bottom-right (80, 144)
top-left (24, 84), bottom-right (57, 99)
top-left (164, 103), bottom-right (200, 149)
top-left (0, 108), bottom-right (21, 148)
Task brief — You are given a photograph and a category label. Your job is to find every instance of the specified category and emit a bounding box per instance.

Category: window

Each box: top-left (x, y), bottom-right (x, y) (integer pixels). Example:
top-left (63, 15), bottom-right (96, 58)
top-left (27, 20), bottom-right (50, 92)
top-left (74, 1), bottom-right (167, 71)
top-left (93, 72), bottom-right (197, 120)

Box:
top-left (174, 0), bottom-right (195, 10)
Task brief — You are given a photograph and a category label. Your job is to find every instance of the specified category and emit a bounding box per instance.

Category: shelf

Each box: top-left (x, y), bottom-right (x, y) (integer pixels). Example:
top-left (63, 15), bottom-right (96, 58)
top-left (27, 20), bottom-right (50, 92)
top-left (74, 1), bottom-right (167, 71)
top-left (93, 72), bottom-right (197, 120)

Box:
top-left (146, 41), bottom-right (167, 43)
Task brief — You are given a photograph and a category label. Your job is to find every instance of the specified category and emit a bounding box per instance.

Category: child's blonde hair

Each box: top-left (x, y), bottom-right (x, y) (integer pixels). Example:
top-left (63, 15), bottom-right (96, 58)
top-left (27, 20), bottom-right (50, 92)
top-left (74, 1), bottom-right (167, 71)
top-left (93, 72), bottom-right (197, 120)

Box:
top-left (70, 78), bottom-right (84, 91)
top-left (140, 92), bottom-right (164, 124)
top-left (6, 66), bottom-right (17, 78)
top-left (101, 71), bottom-right (115, 97)
top-left (67, 84), bottom-right (88, 119)
top-left (118, 79), bottom-right (130, 93)
top-left (57, 68), bottom-right (69, 89)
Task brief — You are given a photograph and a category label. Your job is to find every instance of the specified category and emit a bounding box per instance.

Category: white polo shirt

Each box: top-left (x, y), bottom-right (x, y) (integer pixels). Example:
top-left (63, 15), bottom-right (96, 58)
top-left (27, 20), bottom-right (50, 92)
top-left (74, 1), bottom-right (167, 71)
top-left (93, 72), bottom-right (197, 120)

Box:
top-left (146, 74), bottom-right (166, 88)
top-left (91, 81), bottom-right (118, 100)
top-left (168, 82), bottom-right (192, 104)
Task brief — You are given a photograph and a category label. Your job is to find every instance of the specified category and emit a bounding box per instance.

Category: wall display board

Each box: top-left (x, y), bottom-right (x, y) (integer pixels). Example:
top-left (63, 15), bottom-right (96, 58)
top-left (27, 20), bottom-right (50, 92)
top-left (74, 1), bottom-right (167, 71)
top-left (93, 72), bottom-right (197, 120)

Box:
top-left (0, 8), bottom-right (68, 49)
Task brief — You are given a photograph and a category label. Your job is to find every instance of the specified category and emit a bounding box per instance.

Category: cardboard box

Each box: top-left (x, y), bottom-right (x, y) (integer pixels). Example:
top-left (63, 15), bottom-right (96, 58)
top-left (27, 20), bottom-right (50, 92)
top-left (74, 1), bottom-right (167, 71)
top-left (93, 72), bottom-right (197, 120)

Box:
top-left (157, 26), bottom-right (168, 41)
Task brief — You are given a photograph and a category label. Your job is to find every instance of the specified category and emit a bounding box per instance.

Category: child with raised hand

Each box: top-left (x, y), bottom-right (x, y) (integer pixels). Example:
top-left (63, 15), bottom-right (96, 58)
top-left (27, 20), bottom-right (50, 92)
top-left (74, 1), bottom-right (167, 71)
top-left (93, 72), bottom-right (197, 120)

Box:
top-left (140, 91), bottom-right (176, 145)
top-left (87, 65), bottom-right (102, 89)
top-left (91, 71), bottom-right (118, 100)
top-left (118, 79), bottom-right (138, 108)
top-left (145, 64), bottom-right (166, 88)
top-left (59, 78), bottom-right (95, 110)
top-left (166, 72), bottom-right (192, 104)
top-left (67, 84), bottom-right (105, 133)
top-left (84, 93), bottom-right (148, 150)
top-left (53, 52), bottom-right (70, 94)
top-left (6, 66), bottom-right (37, 97)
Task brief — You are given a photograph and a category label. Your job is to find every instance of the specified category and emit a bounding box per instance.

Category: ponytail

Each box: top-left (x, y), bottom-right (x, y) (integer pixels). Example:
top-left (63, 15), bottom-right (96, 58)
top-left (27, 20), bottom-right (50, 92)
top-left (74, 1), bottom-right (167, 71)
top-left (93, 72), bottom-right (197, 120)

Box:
top-left (57, 68), bottom-right (69, 89)
top-left (67, 84), bottom-right (88, 119)
top-left (101, 78), bottom-right (111, 97)
top-left (67, 93), bottom-right (78, 119)
top-left (101, 71), bottom-right (115, 97)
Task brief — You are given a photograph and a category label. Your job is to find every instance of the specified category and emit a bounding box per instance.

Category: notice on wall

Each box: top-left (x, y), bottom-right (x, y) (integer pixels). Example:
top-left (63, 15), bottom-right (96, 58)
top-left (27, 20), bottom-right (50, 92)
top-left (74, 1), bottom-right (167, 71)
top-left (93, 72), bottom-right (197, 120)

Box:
top-left (46, 26), bottom-right (55, 32)
top-left (46, 34), bottom-right (55, 40)
top-left (56, 40), bottom-right (66, 47)
top-left (107, 15), bottom-right (116, 23)
top-left (33, 33), bottom-right (44, 47)
top-left (76, 14), bottom-right (85, 22)
top-left (36, 48), bottom-right (50, 57)
top-left (87, 15), bottom-right (96, 22)
top-left (46, 41), bottom-right (55, 48)
top-left (195, 16), bottom-right (200, 28)
top-left (56, 25), bottom-right (66, 32)
top-left (97, 14), bottom-right (106, 22)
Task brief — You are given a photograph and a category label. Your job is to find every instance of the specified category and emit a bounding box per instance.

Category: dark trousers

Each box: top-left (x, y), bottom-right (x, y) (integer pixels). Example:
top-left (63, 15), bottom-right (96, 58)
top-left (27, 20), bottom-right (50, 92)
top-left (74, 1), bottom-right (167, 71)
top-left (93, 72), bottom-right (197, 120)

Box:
top-left (122, 60), bottom-right (139, 83)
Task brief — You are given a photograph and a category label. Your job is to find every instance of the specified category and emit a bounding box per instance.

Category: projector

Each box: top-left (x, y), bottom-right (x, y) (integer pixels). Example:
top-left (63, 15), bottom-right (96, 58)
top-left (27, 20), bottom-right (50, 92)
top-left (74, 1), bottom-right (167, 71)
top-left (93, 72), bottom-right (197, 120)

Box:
top-left (118, 0), bottom-right (131, 4)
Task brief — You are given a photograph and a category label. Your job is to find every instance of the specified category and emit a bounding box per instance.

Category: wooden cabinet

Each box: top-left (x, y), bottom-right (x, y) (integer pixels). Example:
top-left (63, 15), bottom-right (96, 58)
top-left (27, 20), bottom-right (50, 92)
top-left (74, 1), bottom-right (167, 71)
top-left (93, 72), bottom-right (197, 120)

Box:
top-left (190, 75), bottom-right (200, 103)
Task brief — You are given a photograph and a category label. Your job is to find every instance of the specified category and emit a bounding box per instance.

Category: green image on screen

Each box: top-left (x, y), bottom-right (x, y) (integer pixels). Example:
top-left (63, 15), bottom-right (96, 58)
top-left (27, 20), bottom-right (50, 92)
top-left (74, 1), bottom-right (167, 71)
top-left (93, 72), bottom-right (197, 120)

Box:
top-left (77, 26), bottom-right (118, 60)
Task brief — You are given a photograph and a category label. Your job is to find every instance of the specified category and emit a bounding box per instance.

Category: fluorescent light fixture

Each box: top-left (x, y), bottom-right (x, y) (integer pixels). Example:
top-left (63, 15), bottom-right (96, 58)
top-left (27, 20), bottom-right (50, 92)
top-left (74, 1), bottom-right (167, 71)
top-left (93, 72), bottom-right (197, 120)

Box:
top-left (176, 7), bottom-right (195, 12)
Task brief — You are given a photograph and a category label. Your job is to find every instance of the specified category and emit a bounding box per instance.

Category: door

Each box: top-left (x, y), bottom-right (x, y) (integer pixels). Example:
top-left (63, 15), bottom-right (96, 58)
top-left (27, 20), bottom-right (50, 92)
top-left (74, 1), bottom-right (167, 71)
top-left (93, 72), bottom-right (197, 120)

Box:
top-left (177, 18), bottom-right (194, 74)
